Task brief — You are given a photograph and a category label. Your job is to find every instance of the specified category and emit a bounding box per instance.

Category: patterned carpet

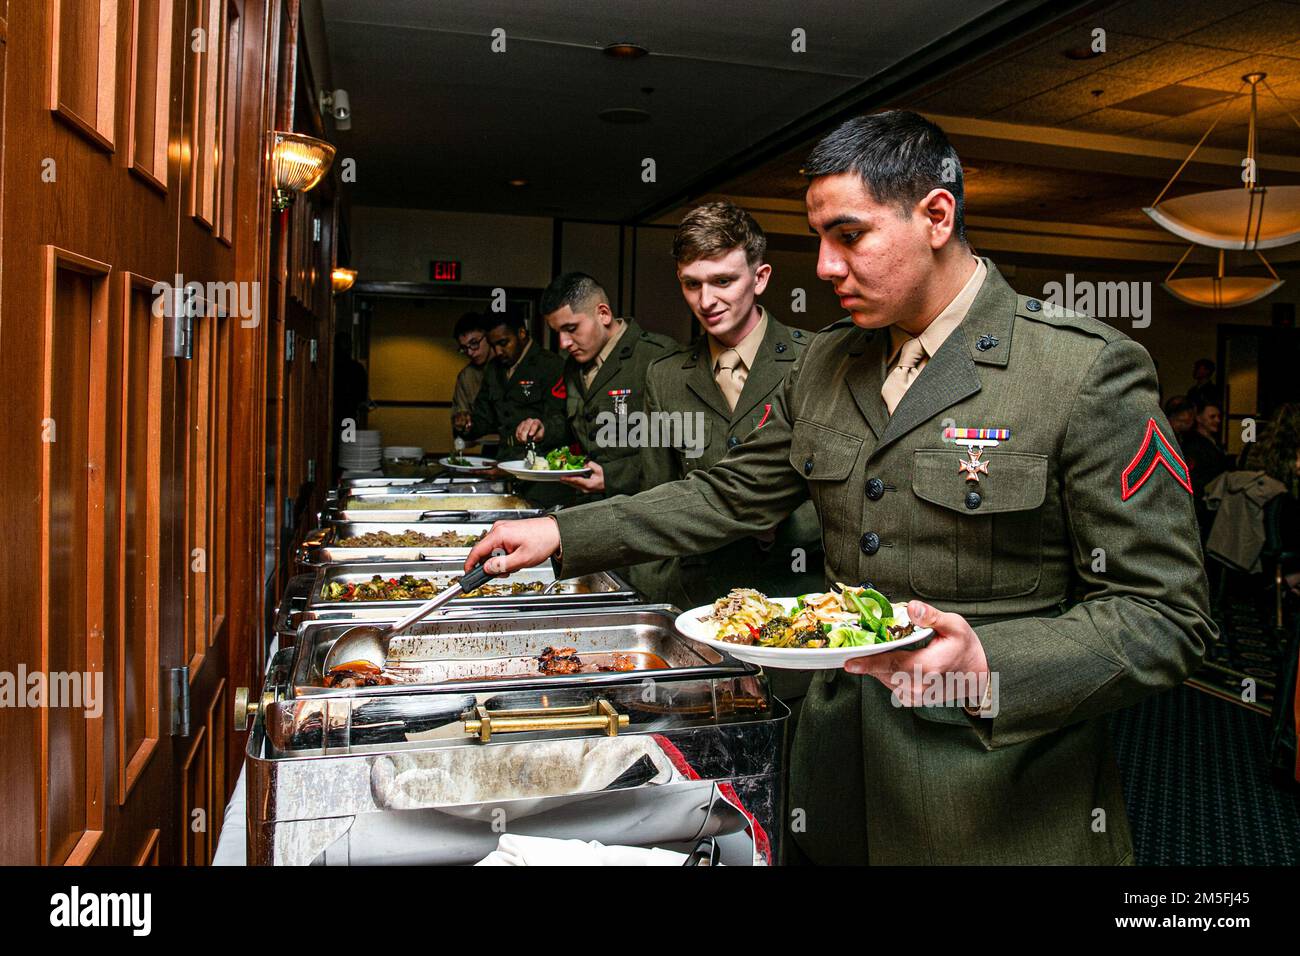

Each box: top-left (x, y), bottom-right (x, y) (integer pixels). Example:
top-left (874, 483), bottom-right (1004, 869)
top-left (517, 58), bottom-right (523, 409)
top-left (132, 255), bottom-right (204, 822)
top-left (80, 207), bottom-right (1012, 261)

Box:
top-left (1186, 580), bottom-right (1287, 715)
top-left (1111, 684), bottom-right (1300, 865)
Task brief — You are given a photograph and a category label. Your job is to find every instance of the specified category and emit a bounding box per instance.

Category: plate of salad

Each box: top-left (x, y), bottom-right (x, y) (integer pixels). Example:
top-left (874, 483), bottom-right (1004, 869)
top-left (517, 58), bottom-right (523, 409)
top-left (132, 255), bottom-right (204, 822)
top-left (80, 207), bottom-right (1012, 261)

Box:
top-left (673, 585), bottom-right (932, 670)
top-left (497, 448), bottom-right (593, 481)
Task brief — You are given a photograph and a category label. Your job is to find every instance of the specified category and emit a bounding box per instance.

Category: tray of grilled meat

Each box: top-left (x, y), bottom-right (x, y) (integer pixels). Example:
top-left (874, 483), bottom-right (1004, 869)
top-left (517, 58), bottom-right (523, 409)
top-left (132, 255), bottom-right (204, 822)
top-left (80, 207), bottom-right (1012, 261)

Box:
top-left (291, 605), bottom-right (748, 698)
top-left (305, 560), bottom-right (639, 618)
top-left (297, 522), bottom-right (493, 567)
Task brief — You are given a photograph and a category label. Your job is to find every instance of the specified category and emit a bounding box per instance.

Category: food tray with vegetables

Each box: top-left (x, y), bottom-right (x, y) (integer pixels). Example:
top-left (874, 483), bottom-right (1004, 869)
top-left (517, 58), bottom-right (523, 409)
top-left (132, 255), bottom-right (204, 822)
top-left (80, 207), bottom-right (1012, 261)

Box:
top-left (673, 585), bottom-right (932, 670)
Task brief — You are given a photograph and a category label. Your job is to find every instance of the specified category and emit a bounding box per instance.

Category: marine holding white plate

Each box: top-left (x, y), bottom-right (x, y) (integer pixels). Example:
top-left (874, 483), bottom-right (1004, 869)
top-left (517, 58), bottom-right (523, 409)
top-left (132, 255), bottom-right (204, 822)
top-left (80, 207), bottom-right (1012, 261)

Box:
top-left (466, 111), bottom-right (1215, 866)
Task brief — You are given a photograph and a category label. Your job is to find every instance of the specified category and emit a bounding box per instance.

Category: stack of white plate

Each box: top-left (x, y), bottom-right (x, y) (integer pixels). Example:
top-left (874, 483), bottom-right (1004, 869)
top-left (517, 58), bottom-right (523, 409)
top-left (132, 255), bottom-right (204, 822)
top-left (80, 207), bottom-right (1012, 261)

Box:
top-left (384, 445), bottom-right (424, 461)
top-left (339, 430), bottom-right (383, 471)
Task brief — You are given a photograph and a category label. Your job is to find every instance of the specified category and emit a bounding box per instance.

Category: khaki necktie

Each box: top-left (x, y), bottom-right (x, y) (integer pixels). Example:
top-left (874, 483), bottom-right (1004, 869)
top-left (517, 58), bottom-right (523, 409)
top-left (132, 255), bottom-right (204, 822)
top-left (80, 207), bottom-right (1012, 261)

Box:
top-left (881, 337), bottom-right (926, 414)
top-left (714, 348), bottom-right (746, 413)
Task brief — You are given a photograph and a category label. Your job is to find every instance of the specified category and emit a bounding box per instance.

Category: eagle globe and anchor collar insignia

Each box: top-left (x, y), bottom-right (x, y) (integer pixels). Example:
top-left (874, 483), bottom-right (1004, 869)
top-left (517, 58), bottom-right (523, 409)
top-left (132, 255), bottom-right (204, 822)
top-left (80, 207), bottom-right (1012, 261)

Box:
top-left (943, 427), bottom-right (1010, 483)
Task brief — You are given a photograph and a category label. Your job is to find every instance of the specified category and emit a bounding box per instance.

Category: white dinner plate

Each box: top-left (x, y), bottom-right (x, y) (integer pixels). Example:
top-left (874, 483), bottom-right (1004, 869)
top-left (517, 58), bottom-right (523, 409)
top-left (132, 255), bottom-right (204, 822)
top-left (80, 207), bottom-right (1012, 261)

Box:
top-left (674, 597), bottom-right (933, 670)
top-left (497, 459), bottom-right (593, 481)
top-left (438, 456), bottom-right (498, 472)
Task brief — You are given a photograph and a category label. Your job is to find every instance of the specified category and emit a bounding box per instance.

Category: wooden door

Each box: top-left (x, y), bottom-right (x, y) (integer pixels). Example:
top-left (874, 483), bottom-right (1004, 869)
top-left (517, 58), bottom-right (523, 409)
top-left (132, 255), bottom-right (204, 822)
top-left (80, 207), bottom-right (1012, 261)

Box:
top-left (0, 0), bottom-right (276, 865)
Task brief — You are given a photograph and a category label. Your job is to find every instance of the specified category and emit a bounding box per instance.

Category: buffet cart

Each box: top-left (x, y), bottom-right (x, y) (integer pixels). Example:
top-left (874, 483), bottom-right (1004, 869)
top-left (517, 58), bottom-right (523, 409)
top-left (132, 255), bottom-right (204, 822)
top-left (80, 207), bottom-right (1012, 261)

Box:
top-left (240, 606), bottom-right (786, 865)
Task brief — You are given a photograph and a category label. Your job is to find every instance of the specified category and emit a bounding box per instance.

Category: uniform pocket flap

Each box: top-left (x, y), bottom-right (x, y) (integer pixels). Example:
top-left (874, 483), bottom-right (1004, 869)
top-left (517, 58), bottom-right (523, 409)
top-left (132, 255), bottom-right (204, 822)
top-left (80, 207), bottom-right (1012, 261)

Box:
top-left (912, 449), bottom-right (1047, 513)
top-left (789, 420), bottom-right (862, 481)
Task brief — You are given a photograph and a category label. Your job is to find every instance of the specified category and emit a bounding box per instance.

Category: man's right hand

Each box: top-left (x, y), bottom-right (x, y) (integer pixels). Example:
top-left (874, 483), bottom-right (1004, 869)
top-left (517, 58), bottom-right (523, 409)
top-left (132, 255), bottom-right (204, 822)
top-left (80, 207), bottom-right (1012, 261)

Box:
top-left (466, 516), bottom-right (561, 575)
top-left (515, 418), bottom-right (545, 444)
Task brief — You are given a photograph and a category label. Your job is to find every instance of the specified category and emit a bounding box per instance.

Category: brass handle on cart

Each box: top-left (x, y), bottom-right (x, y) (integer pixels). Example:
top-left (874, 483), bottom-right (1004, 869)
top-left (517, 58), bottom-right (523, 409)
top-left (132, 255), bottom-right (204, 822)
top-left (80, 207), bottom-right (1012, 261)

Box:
top-left (463, 699), bottom-right (628, 743)
top-left (235, 687), bottom-right (257, 732)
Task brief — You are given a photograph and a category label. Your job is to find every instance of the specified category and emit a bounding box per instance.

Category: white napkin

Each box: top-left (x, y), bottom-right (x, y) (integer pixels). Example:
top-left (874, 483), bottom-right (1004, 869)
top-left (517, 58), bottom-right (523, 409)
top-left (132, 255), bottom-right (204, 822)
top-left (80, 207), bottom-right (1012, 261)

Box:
top-left (475, 833), bottom-right (688, 866)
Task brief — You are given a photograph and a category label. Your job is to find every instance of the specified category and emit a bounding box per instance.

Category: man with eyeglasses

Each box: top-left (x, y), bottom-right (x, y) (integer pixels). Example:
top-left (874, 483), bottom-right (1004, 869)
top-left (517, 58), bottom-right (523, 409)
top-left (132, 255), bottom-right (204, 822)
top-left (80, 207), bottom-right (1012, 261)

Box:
top-left (451, 312), bottom-right (497, 454)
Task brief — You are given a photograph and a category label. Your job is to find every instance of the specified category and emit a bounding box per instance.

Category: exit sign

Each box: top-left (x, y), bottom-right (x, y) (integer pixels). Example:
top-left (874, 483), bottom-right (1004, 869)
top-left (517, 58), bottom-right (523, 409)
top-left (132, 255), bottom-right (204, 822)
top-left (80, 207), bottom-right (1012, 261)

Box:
top-left (430, 259), bottom-right (461, 282)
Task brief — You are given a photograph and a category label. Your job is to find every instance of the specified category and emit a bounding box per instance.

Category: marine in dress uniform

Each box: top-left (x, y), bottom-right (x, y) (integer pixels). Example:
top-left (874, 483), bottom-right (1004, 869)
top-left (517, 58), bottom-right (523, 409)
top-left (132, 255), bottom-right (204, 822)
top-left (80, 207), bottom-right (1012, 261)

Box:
top-left (556, 317), bottom-right (679, 500)
top-left (460, 335), bottom-right (568, 462)
top-left (468, 112), bottom-right (1215, 864)
top-left (544, 260), bottom-right (1215, 863)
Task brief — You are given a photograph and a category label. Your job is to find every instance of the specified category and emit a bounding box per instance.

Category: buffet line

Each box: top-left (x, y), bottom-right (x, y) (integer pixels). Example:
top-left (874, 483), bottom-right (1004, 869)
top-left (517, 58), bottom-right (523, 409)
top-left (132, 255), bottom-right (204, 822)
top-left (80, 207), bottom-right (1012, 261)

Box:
top-left (239, 467), bottom-right (788, 866)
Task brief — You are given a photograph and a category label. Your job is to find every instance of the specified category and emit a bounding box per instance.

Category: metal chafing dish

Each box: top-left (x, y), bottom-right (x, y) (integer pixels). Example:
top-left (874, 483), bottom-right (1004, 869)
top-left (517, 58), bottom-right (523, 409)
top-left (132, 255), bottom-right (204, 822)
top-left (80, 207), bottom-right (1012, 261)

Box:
top-left (305, 560), bottom-right (639, 618)
top-left (339, 476), bottom-right (506, 490)
top-left (323, 492), bottom-right (539, 524)
top-left (297, 522), bottom-right (493, 568)
top-left (241, 606), bottom-right (787, 865)
top-left (327, 480), bottom-right (509, 501)
top-left (273, 573), bottom-right (318, 648)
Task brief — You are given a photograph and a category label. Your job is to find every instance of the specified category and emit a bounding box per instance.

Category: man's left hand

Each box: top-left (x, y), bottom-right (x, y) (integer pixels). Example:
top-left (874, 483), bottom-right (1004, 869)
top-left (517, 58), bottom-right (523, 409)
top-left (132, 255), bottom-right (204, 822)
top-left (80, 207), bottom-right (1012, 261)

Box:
top-left (845, 600), bottom-right (989, 709)
top-left (560, 460), bottom-right (605, 493)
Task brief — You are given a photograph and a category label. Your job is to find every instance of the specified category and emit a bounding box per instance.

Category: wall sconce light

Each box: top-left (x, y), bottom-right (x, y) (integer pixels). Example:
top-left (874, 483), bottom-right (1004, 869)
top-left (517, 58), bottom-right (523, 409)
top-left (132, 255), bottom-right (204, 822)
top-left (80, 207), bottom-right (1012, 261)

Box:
top-left (272, 131), bottom-right (336, 211)
top-left (331, 267), bottom-right (358, 294)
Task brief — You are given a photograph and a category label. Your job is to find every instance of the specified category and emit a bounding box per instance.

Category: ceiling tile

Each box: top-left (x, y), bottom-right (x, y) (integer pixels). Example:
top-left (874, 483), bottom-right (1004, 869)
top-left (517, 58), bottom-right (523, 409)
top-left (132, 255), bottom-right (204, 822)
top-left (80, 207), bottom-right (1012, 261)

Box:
top-left (1177, 2), bottom-right (1300, 52)
top-left (1066, 107), bottom-right (1165, 132)
top-left (914, 64), bottom-right (1069, 116)
top-left (1097, 0), bottom-right (1257, 41)
top-left (1102, 42), bottom-right (1254, 82)
top-left (992, 73), bottom-right (1165, 124)
top-left (1021, 28), bottom-right (1160, 77)
top-left (1182, 53), bottom-right (1300, 91)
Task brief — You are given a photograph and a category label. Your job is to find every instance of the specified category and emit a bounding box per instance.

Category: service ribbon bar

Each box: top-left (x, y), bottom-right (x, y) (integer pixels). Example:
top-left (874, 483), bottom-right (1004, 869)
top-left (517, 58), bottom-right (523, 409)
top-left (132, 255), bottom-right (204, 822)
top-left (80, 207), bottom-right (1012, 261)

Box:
top-left (943, 427), bottom-right (1010, 440)
top-left (608, 388), bottom-right (632, 396)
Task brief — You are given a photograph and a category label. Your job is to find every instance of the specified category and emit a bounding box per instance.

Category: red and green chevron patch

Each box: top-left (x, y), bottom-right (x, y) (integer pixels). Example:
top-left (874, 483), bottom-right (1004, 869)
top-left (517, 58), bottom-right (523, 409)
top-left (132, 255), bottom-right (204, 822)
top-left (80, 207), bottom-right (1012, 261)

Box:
top-left (1121, 418), bottom-right (1192, 501)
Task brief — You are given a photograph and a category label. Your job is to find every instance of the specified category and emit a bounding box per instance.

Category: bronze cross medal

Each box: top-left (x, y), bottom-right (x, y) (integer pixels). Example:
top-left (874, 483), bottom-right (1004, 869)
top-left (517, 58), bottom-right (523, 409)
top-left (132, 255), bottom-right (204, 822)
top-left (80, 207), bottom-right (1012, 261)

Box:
top-left (958, 446), bottom-right (989, 482)
top-left (943, 427), bottom-right (1009, 484)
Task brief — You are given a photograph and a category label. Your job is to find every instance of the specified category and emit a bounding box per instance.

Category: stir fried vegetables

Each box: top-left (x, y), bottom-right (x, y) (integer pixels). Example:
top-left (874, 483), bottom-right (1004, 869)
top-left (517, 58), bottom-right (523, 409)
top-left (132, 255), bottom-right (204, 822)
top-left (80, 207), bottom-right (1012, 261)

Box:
top-left (705, 584), bottom-right (915, 648)
top-left (321, 574), bottom-right (545, 602)
top-left (334, 530), bottom-right (483, 548)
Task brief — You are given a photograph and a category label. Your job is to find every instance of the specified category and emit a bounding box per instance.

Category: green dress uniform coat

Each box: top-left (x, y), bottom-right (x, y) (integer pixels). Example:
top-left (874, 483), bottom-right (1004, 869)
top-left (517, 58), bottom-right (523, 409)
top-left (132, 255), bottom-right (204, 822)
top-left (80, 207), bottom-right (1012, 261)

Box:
top-left (632, 309), bottom-right (825, 705)
top-left (633, 311), bottom-right (824, 608)
top-left (552, 261), bottom-right (1216, 865)
top-left (462, 342), bottom-right (568, 461)
top-left (560, 319), bottom-right (679, 500)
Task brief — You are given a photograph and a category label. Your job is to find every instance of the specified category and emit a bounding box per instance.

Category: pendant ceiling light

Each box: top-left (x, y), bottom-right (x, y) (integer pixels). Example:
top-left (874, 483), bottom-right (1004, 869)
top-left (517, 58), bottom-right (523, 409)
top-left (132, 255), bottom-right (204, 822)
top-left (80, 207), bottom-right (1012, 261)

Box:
top-left (271, 131), bottom-right (336, 211)
top-left (1144, 73), bottom-right (1300, 250)
top-left (1162, 246), bottom-right (1283, 309)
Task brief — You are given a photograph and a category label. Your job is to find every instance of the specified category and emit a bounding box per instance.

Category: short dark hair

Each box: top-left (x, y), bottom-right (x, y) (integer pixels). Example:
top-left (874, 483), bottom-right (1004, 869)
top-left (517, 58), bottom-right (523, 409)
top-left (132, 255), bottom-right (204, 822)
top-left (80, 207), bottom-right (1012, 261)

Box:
top-left (453, 311), bottom-right (485, 339)
top-left (803, 110), bottom-right (966, 243)
top-left (1193, 358), bottom-right (1216, 374)
top-left (540, 272), bottom-right (609, 318)
top-left (672, 201), bottom-right (767, 267)
top-left (1163, 395), bottom-right (1193, 417)
top-left (483, 311), bottom-right (525, 334)
top-left (1194, 394), bottom-right (1223, 414)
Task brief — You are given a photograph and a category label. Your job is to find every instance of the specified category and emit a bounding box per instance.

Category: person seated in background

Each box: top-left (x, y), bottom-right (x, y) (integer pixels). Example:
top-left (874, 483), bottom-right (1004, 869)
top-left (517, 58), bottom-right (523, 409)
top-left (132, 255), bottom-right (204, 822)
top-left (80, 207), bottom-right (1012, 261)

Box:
top-left (1187, 357), bottom-right (1221, 411)
top-left (455, 311), bottom-right (567, 465)
top-left (1182, 397), bottom-right (1228, 537)
top-left (1240, 404), bottom-right (1300, 591)
top-left (450, 312), bottom-right (498, 456)
top-left (1163, 395), bottom-right (1195, 449)
top-left (515, 271), bottom-right (678, 502)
